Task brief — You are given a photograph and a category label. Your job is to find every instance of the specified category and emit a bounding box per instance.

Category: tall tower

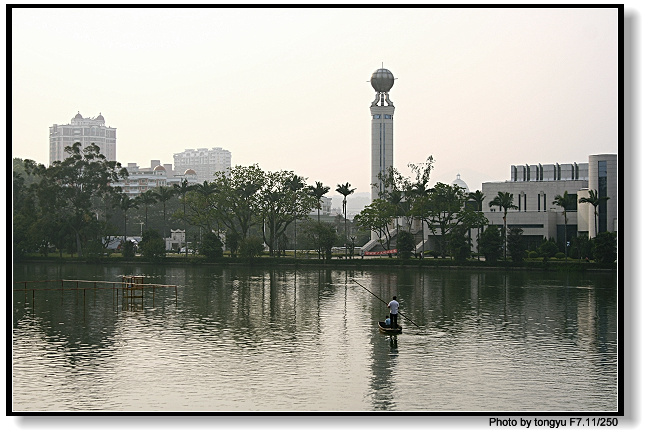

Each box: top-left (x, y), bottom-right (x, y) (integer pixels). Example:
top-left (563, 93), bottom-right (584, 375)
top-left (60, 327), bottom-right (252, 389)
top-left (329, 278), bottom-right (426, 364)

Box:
top-left (370, 67), bottom-right (395, 202)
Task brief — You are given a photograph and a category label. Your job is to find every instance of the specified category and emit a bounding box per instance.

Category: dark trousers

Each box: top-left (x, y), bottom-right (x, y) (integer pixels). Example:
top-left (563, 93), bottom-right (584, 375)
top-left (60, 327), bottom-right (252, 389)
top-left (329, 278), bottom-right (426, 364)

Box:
top-left (390, 313), bottom-right (398, 328)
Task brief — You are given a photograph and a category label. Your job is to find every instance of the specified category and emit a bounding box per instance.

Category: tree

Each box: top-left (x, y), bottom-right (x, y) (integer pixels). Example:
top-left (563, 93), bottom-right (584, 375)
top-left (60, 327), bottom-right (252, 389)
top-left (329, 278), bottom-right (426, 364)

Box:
top-left (355, 199), bottom-right (397, 251)
top-left (570, 233), bottom-right (594, 260)
top-left (479, 225), bottom-right (502, 263)
top-left (335, 182), bottom-right (356, 259)
top-left (259, 170), bottom-right (317, 256)
top-left (153, 186), bottom-right (176, 239)
top-left (225, 230), bottom-right (240, 257)
top-left (286, 174), bottom-right (306, 258)
top-left (185, 181), bottom-right (220, 234)
top-left (396, 231), bottom-right (415, 259)
top-left (137, 190), bottom-right (158, 231)
top-left (23, 142), bottom-right (127, 256)
top-left (307, 181), bottom-right (330, 259)
top-left (553, 191), bottom-right (573, 260)
top-left (507, 226), bottom-right (525, 263)
top-left (578, 189), bottom-right (610, 237)
top-left (468, 190), bottom-right (485, 211)
top-left (212, 165), bottom-right (265, 241)
top-left (201, 231), bottom-right (224, 261)
top-left (593, 231), bottom-right (617, 263)
top-left (488, 191), bottom-right (518, 261)
top-left (448, 224), bottom-right (471, 262)
top-left (308, 181), bottom-right (330, 223)
top-left (425, 183), bottom-right (468, 258)
top-left (303, 221), bottom-right (338, 261)
top-left (239, 235), bottom-right (265, 261)
top-left (537, 238), bottom-right (559, 260)
top-left (115, 193), bottom-right (139, 244)
top-left (140, 229), bottom-right (166, 262)
top-left (174, 179), bottom-right (197, 257)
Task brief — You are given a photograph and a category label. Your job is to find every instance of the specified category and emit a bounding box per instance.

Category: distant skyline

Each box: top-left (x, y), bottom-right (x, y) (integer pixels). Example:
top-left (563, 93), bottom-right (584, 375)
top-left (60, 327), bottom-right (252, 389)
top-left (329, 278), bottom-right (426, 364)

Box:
top-left (11, 6), bottom-right (619, 195)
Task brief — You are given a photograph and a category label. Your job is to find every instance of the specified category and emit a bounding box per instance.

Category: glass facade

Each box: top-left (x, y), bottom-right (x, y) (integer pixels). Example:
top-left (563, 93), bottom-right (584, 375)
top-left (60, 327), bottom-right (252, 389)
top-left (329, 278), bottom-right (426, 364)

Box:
top-left (598, 161), bottom-right (608, 234)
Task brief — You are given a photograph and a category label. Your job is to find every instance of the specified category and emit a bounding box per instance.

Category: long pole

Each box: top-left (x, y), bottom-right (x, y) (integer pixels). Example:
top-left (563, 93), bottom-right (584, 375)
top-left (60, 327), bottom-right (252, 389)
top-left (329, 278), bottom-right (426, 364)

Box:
top-left (350, 278), bottom-right (420, 328)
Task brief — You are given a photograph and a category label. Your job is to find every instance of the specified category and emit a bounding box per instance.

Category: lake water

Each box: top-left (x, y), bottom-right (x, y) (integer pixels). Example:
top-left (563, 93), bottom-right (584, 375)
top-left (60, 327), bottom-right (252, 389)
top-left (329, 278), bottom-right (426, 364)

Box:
top-left (11, 263), bottom-right (618, 413)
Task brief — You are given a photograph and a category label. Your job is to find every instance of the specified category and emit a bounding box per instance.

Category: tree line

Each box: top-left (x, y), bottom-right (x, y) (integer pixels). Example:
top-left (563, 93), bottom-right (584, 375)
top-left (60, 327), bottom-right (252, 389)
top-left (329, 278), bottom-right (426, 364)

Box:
top-left (13, 143), bottom-right (366, 261)
top-left (13, 144), bottom-right (615, 264)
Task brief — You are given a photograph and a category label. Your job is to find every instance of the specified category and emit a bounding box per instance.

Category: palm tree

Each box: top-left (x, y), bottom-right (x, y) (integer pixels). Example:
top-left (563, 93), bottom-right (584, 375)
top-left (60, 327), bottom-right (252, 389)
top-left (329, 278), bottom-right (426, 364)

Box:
top-left (578, 189), bottom-right (610, 237)
top-left (553, 191), bottom-right (573, 259)
top-left (286, 174), bottom-right (305, 258)
top-left (137, 190), bottom-right (158, 231)
top-left (153, 186), bottom-right (176, 240)
top-left (336, 182), bottom-right (356, 259)
top-left (115, 193), bottom-right (139, 245)
top-left (308, 181), bottom-right (330, 223)
top-left (488, 191), bottom-right (518, 261)
top-left (195, 180), bottom-right (218, 197)
top-left (468, 190), bottom-right (485, 211)
top-left (174, 179), bottom-right (197, 257)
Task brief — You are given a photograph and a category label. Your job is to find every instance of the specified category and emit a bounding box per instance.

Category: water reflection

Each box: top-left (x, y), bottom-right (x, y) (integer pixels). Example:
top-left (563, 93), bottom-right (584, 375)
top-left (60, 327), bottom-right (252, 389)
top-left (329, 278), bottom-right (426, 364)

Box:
top-left (13, 264), bottom-right (617, 412)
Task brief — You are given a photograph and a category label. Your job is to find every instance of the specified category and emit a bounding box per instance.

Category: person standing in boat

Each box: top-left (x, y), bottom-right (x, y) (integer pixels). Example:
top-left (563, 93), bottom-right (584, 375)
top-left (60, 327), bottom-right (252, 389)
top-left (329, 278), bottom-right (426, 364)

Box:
top-left (387, 296), bottom-right (399, 329)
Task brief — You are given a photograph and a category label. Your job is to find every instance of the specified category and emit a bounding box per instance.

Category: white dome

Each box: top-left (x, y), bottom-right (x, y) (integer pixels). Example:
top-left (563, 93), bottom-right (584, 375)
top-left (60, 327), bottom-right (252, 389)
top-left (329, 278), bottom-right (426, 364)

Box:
top-left (451, 174), bottom-right (470, 193)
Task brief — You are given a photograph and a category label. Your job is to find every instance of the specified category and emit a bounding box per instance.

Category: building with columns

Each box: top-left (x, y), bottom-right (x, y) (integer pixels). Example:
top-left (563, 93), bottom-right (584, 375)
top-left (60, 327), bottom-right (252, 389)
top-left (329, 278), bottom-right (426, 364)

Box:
top-left (49, 112), bottom-right (116, 164)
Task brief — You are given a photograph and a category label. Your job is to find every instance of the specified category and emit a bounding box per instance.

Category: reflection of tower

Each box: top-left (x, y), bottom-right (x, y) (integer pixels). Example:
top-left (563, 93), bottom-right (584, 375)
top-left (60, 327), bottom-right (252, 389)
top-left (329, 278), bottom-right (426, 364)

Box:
top-left (370, 68), bottom-right (395, 202)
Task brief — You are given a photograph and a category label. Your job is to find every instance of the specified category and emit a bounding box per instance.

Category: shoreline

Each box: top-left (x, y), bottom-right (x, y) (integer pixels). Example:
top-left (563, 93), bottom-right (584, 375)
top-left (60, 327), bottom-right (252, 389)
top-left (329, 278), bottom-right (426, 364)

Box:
top-left (14, 256), bottom-right (618, 273)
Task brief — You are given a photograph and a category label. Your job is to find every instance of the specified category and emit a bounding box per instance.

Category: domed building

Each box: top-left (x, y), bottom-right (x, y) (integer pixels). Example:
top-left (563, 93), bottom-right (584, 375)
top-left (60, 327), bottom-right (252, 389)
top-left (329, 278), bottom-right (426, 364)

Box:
top-left (451, 174), bottom-right (470, 193)
top-left (49, 112), bottom-right (116, 164)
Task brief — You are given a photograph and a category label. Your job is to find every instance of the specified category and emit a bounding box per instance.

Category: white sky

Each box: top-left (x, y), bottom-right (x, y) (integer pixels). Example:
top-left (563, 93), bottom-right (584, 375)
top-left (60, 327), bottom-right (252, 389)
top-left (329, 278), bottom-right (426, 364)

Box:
top-left (11, 6), bottom-right (619, 194)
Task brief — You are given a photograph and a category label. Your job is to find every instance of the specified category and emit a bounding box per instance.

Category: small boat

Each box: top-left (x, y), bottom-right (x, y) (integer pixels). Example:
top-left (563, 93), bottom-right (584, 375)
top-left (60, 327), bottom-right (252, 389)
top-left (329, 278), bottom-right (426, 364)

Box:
top-left (378, 321), bottom-right (402, 334)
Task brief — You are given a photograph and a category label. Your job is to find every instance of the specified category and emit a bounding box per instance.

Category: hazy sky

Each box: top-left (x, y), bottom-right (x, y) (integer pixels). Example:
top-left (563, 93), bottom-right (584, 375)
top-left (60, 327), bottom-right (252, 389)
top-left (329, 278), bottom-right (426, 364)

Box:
top-left (11, 6), bottom-right (619, 194)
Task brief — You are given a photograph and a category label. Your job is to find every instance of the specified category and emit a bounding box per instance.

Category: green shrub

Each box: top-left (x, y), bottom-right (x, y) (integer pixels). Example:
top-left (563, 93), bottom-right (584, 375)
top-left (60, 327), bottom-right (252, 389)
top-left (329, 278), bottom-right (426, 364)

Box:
top-left (141, 229), bottom-right (166, 262)
top-left (528, 250), bottom-right (539, 259)
top-left (121, 240), bottom-right (135, 259)
top-left (555, 252), bottom-right (565, 259)
top-left (396, 231), bottom-right (415, 259)
top-left (239, 235), bottom-right (265, 260)
top-left (200, 231), bottom-right (224, 261)
top-left (594, 231), bottom-right (617, 263)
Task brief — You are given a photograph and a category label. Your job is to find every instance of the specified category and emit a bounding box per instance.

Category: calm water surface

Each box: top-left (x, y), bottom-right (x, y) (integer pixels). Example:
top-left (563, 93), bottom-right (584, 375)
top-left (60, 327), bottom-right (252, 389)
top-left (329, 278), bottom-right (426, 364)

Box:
top-left (12, 263), bottom-right (618, 412)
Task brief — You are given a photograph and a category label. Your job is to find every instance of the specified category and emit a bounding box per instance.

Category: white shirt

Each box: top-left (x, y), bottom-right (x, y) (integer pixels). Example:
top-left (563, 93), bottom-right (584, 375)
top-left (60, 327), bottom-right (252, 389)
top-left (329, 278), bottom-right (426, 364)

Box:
top-left (388, 300), bottom-right (399, 315)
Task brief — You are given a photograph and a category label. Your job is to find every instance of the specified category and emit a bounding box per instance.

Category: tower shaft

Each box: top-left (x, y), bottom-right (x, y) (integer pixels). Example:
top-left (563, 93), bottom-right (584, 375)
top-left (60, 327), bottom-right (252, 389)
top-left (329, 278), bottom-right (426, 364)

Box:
top-left (370, 104), bottom-right (395, 202)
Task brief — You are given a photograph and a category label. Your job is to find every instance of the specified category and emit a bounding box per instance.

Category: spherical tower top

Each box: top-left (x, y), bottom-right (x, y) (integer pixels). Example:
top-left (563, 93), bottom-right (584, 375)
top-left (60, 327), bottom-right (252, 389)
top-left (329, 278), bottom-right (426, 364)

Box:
top-left (184, 169), bottom-right (196, 176)
top-left (371, 68), bottom-right (394, 93)
top-left (74, 112), bottom-right (83, 120)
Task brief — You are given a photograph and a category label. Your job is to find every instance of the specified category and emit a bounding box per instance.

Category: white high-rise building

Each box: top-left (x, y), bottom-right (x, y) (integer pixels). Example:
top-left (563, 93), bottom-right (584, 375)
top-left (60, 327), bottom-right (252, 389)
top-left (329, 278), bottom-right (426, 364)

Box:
top-left (173, 147), bottom-right (232, 183)
top-left (369, 67), bottom-right (395, 202)
top-left (49, 112), bottom-right (116, 164)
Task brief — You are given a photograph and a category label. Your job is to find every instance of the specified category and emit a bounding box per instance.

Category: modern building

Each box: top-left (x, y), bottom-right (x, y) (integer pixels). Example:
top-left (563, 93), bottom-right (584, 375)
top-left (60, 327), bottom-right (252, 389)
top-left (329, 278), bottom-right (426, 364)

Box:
top-left (369, 67), bottom-right (396, 202)
top-left (49, 112), bottom-right (116, 164)
top-left (173, 147), bottom-right (232, 183)
top-left (480, 154), bottom-right (617, 251)
top-left (112, 160), bottom-right (199, 197)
